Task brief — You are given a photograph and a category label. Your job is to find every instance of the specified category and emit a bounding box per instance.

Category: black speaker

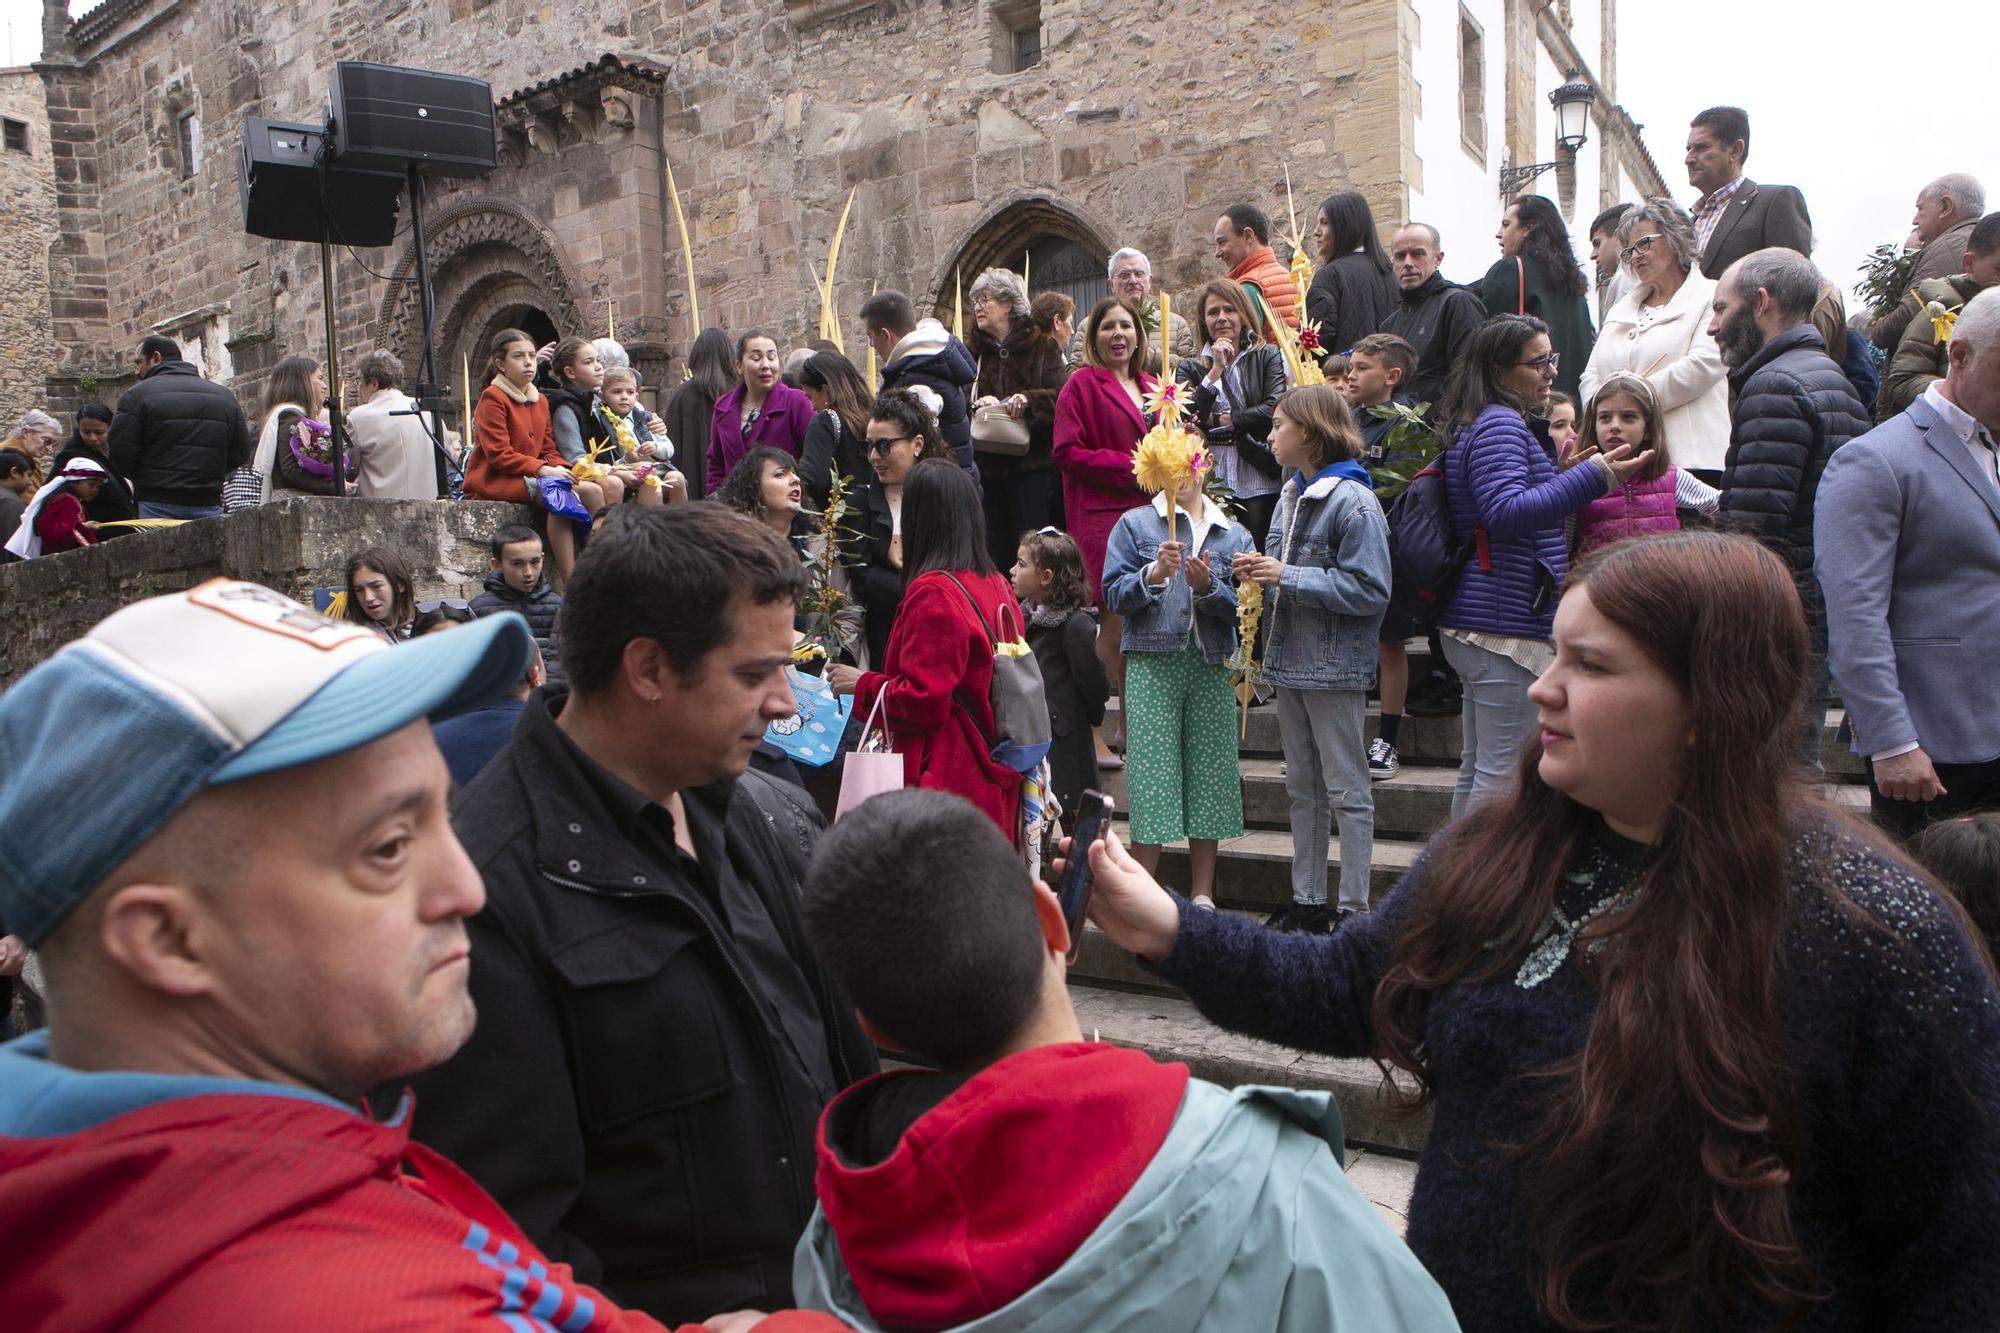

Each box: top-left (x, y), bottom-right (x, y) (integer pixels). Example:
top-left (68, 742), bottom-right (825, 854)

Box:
top-left (239, 118), bottom-right (404, 246)
top-left (328, 62), bottom-right (497, 178)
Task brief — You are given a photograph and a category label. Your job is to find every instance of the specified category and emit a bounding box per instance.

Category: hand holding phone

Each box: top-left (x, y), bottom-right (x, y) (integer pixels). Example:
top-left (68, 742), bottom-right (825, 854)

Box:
top-left (1056, 790), bottom-right (1113, 961)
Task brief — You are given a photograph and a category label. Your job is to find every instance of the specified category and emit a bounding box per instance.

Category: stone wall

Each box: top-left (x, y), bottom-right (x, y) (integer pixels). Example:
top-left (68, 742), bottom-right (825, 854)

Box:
top-left (0, 496), bottom-right (533, 686)
top-left (0, 65), bottom-right (57, 431)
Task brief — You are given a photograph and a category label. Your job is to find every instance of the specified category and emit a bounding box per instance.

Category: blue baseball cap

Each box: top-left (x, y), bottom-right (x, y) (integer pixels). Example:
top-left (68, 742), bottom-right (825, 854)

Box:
top-left (0, 579), bottom-right (534, 944)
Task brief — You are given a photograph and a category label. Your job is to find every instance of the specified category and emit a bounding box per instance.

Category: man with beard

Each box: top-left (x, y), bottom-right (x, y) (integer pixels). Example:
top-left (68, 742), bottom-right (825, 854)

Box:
top-left (1709, 247), bottom-right (1870, 772)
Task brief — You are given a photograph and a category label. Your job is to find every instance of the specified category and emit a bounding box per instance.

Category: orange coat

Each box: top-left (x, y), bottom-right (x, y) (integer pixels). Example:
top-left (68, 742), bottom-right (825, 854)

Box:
top-left (1229, 244), bottom-right (1300, 341)
top-left (463, 383), bottom-right (561, 501)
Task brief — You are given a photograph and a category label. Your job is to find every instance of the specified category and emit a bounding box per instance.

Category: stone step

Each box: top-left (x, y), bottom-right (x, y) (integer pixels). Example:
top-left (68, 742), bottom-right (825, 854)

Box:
top-left (1065, 982), bottom-right (1431, 1157)
top-left (1110, 819), bottom-right (1418, 909)
top-left (1106, 700), bottom-right (1862, 776)
top-left (1100, 761), bottom-right (1871, 842)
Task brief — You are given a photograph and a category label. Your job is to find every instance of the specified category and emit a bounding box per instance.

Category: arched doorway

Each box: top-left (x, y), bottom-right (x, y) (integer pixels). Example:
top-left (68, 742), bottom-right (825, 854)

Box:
top-left (935, 195), bottom-right (1114, 321)
top-left (375, 198), bottom-right (586, 395)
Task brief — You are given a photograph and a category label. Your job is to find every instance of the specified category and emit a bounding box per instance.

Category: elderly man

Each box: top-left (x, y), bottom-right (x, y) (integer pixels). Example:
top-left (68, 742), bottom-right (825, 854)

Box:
top-left (1708, 247), bottom-right (1871, 771)
top-left (1378, 222), bottom-right (1488, 411)
top-left (1686, 106), bottom-right (1813, 279)
top-left (1067, 247), bottom-right (1196, 371)
top-left (3, 409), bottom-right (61, 478)
top-left (1879, 211), bottom-right (2000, 420)
top-left (1819, 288), bottom-right (2000, 840)
top-left (1212, 203), bottom-right (1300, 339)
top-left (345, 348), bottom-right (441, 500)
top-left (0, 581), bottom-right (836, 1333)
top-left (106, 334), bottom-right (253, 520)
top-left (398, 504), bottom-right (876, 1326)
top-left (1868, 175), bottom-right (1986, 352)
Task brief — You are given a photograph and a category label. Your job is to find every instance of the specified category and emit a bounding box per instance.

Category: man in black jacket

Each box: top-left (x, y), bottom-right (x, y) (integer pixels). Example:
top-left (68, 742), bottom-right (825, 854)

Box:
top-left (1709, 247), bottom-right (1870, 769)
top-left (106, 335), bottom-right (253, 518)
top-left (1378, 222), bottom-right (1488, 413)
top-left (391, 504), bottom-right (875, 1327)
top-left (860, 289), bottom-right (980, 484)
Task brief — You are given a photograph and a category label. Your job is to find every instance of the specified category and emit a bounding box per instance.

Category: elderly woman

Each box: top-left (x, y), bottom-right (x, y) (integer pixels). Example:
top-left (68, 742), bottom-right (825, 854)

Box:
top-left (1577, 200), bottom-right (1730, 479)
top-left (2, 410), bottom-right (62, 488)
top-left (966, 267), bottom-right (1071, 571)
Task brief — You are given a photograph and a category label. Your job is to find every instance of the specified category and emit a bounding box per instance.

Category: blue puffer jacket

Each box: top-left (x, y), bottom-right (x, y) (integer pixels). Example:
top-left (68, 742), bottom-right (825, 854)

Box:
top-left (1102, 495), bottom-right (1253, 665)
top-left (1262, 465), bottom-right (1392, 690)
top-left (1439, 403), bottom-right (1606, 639)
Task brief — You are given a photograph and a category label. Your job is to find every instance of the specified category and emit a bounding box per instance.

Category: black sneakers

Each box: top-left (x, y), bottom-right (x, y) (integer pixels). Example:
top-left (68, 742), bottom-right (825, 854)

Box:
top-left (1266, 902), bottom-right (1332, 934)
top-left (1367, 737), bottom-right (1400, 780)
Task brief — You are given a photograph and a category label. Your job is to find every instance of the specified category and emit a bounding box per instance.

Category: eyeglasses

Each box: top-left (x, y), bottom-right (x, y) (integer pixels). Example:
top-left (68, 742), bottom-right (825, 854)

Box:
top-left (865, 434), bottom-right (914, 455)
top-left (1618, 234), bottom-right (1664, 263)
top-left (1515, 352), bottom-right (1561, 372)
top-left (415, 598), bottom-right (471, 615)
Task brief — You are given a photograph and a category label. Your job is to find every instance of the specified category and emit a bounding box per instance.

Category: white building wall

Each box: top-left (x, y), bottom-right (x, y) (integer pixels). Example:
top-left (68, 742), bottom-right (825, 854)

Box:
top-left (1407, 0), bottom-right (1508, 288)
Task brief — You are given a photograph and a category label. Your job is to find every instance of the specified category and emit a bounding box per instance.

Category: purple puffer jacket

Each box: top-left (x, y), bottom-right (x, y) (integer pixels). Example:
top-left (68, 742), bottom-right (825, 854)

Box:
top-left (1439, 403), bottom-right (1607, 638)
top-left (1575, 468), bottom-right (1679, 558)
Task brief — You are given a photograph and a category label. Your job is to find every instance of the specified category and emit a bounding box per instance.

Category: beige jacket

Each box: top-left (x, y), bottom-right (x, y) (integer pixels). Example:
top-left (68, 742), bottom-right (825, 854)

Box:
top-left (1578, 269), bottom-right (1732, 472)
top-left (347, 387), bottom-right (442, 500)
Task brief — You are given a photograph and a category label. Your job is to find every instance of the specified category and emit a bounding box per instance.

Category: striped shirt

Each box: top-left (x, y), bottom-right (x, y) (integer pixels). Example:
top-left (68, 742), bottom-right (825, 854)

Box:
top-left (1690, 176), bottom-right (1747, 257)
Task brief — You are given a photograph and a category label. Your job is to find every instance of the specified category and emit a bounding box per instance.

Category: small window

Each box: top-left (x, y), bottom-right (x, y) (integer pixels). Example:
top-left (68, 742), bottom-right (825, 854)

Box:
top-left (990, 0), bottom-right (1042, 74)
top-left (2, 119), bottom-right (26, 153)
top-left (176, 112), bottom-right (200, 179)
top-left (1457, 7), bottom-right (1486, 166)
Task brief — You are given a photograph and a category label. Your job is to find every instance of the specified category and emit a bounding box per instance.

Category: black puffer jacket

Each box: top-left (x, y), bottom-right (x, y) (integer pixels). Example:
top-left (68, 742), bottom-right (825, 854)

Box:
top-left (106, 361), bottom-right (254, 508)
top-left (966, 316), bottom-right (1069, 475)
top-left (879, 327), bottom-right (980, 482)
top-left (1717, 325), bottom-right (1870, 607)
top-left (1305, 249), bottom-right (1399, 356)
top-left (469, 570), bottom-right (567, 689)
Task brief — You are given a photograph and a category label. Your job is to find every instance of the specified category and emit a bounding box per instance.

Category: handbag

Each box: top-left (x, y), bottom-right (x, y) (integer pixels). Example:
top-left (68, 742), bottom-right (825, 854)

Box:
top-left (969, 361), bottom-right (1032, 456)
top-left (835, 690), bottom-right (904, 819)
top-left (765, 665), bottom-right (852, 767)
top-left (222, 465), bottom-right (265, 513)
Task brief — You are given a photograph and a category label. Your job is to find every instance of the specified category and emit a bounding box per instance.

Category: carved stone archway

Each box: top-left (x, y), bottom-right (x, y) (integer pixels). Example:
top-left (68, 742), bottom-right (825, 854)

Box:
top-left (374, 197), bottom-right (588, 390)
top-left (932, 194), bottom-right (1116, 319)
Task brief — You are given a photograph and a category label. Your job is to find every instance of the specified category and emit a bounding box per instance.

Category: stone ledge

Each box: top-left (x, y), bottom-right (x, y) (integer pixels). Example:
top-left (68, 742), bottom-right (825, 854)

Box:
top-left (784, 0), bottom-right (882, 30)
top-left (0, 497), bottom-right (536, 687)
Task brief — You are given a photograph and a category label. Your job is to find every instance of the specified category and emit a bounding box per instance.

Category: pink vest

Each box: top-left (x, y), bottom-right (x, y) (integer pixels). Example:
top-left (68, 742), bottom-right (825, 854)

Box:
top-left (1576, 468), bottom-right (1680, 557)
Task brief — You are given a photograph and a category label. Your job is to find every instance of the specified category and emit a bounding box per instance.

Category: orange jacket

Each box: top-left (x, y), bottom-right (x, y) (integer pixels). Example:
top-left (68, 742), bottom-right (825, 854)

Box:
top-left (1229, 244), bottom-right (1300, 340)
top-left (464, 383), bottom-right (561, 501)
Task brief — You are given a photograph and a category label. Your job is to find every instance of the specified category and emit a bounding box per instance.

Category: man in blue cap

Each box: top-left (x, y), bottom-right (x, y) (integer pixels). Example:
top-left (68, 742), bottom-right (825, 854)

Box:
top-left (0, 580), bottom-right (838, 1333)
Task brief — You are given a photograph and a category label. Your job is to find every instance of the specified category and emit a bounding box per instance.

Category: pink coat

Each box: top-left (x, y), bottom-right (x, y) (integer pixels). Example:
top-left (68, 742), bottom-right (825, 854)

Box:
top-left (1053, 366), bottom-right (1156, 600)
top-left (1575, 467), bottom-right (1680, 557)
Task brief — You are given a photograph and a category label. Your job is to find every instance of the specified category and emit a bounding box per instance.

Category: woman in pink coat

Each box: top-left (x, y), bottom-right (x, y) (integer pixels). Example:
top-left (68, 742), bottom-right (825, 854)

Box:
top-left (1054, 296), bottom-right (1157, 764)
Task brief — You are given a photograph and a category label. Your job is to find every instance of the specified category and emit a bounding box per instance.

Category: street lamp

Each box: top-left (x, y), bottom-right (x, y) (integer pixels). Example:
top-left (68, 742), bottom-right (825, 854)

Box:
top-left (1499, 73), bottom-right (1598, 197)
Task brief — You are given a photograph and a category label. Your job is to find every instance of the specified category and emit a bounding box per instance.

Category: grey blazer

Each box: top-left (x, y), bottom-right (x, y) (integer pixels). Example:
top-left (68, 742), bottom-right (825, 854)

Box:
top-left (1815, 396), bottom-right (2000, 764)
top-left (1697, 178), bottom-right (1814, 279)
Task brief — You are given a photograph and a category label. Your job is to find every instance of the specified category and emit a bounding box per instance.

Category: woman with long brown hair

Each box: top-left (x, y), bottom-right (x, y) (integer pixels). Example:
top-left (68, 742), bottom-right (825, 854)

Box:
top-left (1079, 530), bottom-right (2000, 1330)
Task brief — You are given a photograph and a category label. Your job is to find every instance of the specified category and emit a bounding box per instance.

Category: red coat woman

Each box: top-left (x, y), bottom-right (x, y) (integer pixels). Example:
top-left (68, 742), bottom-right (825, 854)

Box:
top-left (1053, 359), bottom-right (1156, 601)
top-left (834, 457), bottom-right (1024, 836)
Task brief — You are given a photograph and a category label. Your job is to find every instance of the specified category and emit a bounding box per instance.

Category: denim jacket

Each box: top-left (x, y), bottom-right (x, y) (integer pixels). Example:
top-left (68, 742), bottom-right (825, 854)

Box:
top-left (1101, 494), bottom-right (1254, 665)
top-left (1262, 469), bottom-right (1392, 689)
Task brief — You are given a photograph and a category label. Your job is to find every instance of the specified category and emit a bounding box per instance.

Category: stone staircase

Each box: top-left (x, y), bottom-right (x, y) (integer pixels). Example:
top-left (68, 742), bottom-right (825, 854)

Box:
top-left (1057, 645), bottom-right (1870, 1218)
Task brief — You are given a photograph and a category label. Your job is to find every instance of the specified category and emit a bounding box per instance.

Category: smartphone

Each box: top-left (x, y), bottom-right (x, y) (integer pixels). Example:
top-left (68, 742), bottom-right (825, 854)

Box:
top-left (1058, 790), bottom-right (1112, 962)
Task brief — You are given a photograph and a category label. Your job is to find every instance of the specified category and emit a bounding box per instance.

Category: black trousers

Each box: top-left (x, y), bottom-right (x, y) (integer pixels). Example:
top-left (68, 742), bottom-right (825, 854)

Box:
top-left (1868, 754), bottom-right (2000, 844)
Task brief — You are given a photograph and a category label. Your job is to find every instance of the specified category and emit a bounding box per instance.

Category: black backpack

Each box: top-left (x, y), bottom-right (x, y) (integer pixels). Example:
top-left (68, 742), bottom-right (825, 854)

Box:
top-left (1385, 442), bottom-right (1487, 608)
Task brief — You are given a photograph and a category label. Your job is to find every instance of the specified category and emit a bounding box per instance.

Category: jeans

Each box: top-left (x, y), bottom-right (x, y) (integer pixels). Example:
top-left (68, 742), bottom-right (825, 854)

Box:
top-left (137, 500), bottom-right (222, 520)
top-left (1799, 609), bottom-right (1830, 780)
top-left (1276, 686), bottom-right (1373, 910)
top-left (1443, 635), bottom-right (1541, 819)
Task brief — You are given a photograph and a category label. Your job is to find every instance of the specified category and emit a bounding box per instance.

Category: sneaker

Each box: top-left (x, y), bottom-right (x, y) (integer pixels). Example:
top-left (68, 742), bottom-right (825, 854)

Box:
top-left (1367, 737), bottom-right (1401, 781)
top-left (1405, 676), bottom-right (1461, 718)
top-left (1266, 902), bottom-right (1331, 934)
top-left (1333, 905), bottom-right (1366, 931)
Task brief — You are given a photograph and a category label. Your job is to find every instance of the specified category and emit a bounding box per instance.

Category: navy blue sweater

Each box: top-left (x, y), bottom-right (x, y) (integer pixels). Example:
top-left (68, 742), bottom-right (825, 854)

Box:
top-left (1153, 820), bottom-right (2000, 1330)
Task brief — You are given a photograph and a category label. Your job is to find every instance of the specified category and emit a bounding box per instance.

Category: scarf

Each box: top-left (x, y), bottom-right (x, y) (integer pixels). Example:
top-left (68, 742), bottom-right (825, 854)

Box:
top-left (491, 375), bottom-right (539, 405)
top-left (6, 458), bottom-right (108, 560)
top-left (1026, 602), bottom-right (1077, 631)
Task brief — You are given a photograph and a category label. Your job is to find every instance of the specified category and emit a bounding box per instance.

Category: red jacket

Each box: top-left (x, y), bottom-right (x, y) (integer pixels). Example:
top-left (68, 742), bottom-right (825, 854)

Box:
top-left (464, 382), bottom-right (562, 501)
top-left (1053, 368), bottom-right (1156, 599)
top-left (855, 569), bottom-right (1023, 835)
top-left (0, 1036), bottom-right (846, 1333)
top-left (1229, 244), bottom-right (1301, 339)
top-left (34, 491), bottom-right (96, 553)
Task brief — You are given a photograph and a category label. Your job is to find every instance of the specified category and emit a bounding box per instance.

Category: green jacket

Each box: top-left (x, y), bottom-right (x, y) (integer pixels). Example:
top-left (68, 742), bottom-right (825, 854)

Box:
top-left (1880, 274), bottom-right (1984, 420)
top-left (793, 1074), bottom-right (1461, 1333)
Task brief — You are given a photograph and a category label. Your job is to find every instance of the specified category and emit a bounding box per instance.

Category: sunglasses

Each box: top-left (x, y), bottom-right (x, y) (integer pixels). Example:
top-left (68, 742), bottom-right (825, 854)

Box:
top-left (416, 598), bottom-right (472, 615)
top-left (866, 433), bottom-right (914, 455)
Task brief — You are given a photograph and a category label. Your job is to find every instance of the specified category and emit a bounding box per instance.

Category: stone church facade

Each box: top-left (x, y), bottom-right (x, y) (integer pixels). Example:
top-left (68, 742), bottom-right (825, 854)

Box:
top-left (14, 0), bottom-right (1662, 424)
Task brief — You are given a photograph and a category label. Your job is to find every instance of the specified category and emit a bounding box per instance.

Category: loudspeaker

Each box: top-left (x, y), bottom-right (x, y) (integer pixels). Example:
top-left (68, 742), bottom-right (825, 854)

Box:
top-left (239, 118), bottom-right (404, 246)
top-left (328, 62), bottom-right (497, 178)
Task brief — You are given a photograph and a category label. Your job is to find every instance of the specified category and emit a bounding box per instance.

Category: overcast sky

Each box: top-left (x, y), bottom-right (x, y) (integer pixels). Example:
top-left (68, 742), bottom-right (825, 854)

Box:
top-left (5, 0), bottom-right (1995, 304)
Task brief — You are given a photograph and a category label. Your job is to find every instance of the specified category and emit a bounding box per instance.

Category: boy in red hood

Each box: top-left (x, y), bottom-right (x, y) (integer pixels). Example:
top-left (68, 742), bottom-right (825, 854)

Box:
top-left (792, 789), bottom-right (1458, 1333)
top-left (0, 581), bottom-right (843, 1333)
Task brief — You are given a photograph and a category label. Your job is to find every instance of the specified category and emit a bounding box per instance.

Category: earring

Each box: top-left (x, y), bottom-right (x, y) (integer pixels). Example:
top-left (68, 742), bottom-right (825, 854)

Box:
top-left (649, 695), bottom-right (662, 706)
